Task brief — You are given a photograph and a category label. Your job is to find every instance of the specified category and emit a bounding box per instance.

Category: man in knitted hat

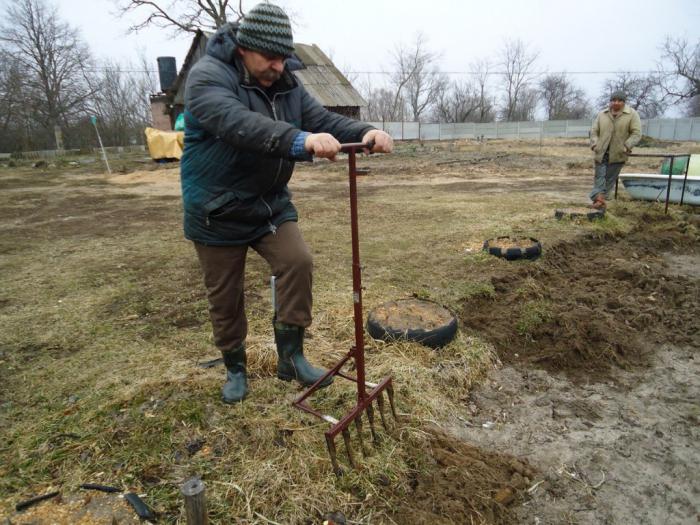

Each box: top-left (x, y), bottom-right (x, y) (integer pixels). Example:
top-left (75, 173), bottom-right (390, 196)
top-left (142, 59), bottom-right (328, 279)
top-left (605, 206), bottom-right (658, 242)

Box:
top-left (180, 3), bottom-right (393, 403)
top-left (589, 91), bottom-right (641, 209)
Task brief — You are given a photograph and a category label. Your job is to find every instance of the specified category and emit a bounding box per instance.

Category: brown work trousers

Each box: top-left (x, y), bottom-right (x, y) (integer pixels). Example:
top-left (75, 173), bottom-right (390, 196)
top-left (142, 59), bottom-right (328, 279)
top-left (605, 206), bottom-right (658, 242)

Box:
top-left (194, 221), bottom-right (313, 353)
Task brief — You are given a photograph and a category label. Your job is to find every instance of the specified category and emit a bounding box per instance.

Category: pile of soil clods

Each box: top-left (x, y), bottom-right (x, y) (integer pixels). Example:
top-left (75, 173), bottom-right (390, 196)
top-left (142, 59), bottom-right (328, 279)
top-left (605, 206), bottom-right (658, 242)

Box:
top-left (462, 212), bottom-right (699, 382)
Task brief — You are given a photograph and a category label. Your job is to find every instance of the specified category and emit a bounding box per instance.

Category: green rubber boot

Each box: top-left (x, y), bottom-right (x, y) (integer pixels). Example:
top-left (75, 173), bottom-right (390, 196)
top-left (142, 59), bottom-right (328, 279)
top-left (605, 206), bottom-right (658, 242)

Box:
top-left (221, 345), bottom-right (248, 403)
top-left (274, 322), bottom-right (333, 388)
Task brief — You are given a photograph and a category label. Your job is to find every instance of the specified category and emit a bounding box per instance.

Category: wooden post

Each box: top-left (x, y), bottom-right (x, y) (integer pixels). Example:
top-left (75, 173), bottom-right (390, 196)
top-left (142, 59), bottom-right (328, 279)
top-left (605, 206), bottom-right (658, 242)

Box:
top-left (181, 477), bottom-right (208, 525)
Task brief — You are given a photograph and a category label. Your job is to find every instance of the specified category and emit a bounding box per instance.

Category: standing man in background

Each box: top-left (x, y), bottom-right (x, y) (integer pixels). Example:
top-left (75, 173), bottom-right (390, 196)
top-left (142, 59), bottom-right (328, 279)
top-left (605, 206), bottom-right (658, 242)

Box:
top-left (589, 91), bottom-right (642, 209)
top-left (180, 3), bottom-right (393, 403)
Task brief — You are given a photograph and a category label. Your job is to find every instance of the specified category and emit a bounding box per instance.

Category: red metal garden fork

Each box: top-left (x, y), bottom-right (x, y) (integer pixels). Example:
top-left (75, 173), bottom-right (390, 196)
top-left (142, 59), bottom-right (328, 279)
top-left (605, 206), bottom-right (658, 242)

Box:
top-left (292, 142), bottom-right (398, 476)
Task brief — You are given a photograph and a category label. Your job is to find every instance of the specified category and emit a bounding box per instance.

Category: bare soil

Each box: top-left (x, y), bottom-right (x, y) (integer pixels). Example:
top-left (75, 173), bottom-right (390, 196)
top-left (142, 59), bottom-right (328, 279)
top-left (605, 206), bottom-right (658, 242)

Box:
top-left (387, 426), bottom-right (537, 525)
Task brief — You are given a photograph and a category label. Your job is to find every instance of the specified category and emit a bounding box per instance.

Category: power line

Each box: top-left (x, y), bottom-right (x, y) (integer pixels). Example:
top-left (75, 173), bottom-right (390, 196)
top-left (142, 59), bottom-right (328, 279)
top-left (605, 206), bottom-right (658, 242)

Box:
top-left (82, 68), bottom-right (665, 77)
top-left (348, 70), bottom-right (662, 76)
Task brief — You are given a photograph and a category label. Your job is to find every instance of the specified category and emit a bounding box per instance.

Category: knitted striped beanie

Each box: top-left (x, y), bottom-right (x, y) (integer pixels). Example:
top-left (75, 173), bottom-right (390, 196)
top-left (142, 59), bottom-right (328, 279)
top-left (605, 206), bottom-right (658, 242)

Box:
top-left (236, 3), bottom-right (294, 58)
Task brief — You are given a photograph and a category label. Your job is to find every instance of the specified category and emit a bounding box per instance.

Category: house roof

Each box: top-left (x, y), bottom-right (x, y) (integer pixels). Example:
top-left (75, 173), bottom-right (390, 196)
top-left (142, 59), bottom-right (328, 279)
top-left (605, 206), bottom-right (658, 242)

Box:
top-left (291, 43), bottom-right (366, 108)
top-left (167, 31), bottom-right (366, 108)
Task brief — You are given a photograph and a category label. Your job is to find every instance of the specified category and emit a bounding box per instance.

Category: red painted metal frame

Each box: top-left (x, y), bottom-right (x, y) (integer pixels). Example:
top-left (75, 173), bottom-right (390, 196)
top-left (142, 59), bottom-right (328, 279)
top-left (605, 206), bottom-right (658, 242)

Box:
top-left (292, 142), bottom-right (395, 474)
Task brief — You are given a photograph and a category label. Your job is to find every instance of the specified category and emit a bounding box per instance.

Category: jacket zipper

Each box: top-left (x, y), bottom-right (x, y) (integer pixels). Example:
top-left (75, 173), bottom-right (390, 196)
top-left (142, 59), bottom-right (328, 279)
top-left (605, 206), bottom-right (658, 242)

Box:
top-left (262, 90), bottom-right (283, 234)
top-left (241, 85), bottom-right (288, 235)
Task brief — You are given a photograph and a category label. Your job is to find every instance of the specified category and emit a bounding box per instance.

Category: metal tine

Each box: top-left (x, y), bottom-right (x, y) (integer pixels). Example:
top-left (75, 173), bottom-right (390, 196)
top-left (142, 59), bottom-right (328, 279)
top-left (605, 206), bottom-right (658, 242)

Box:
top-left (326, 435), bottom-right (343, 477)
top-left (341, 429), bottom-right (357, 469)
top-left (376, 392), bottom-right (389, 431)
top-left (387, 384), bottom-right (399, 421)
top-left (365, 402), bottom-right (380, 444)
top-left (354, 415), bottom-right (368, 457)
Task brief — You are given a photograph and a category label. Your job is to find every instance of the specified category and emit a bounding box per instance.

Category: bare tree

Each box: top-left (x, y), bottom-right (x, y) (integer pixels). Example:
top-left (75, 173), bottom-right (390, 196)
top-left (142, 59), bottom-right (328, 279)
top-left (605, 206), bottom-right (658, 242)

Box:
top-left (432, 79), bottom-right (483, 123)
top-left (88, 57), bottom-right (158, 146)
top-left (115, 0), bottom-right (245, 33)
top-left (597, 72), bottom-right (666, 118)
top-left (508, 87), bottom-right (539, 122)
top-left (687, 95), bottom-right (700, 117)
top-left (471, 59), bottom-right (496, 123)
top-left (361, 86), bottom-right (401, 122)
top-left (539, 73), bottom-right (591, 120)
top-left (658, 36), bottom-right (700, 116)
top-left (0, 50), bottom-right (28, 150)
top-left (499, 39), bottom-right (539, 121)
top-left (389, 33), bottom-right (444, 122)
top-left (0, 0), bottom-right (97, 149)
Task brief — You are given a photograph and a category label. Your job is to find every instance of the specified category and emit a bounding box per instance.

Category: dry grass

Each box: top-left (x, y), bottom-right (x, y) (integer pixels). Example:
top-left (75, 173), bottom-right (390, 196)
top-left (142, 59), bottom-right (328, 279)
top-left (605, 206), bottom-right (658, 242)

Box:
top-left (1, 138), bottom-right (695, 523)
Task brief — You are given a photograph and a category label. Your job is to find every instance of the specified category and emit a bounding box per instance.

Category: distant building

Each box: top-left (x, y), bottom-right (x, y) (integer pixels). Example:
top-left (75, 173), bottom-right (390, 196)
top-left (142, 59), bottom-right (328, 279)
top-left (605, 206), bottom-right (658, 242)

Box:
top-left (150, 30), bottom-right (366, 131)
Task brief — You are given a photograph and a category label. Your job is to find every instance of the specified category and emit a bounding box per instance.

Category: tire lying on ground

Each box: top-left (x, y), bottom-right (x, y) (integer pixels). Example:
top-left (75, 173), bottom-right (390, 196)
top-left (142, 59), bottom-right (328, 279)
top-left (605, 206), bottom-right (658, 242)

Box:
top-left (366, 298), bottom-right (458, 349)
top-left (554, 207), bottom-right (605, 221)
top-left (483, 236), bottom-right (542, 261)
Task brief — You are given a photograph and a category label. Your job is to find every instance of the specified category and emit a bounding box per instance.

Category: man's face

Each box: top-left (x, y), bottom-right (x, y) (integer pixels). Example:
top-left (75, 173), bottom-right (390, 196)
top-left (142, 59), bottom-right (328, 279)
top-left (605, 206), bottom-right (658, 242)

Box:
top-left (239, 48), bottom-right (285, 87)
top-left (609, 98), bottom-right (625, 112)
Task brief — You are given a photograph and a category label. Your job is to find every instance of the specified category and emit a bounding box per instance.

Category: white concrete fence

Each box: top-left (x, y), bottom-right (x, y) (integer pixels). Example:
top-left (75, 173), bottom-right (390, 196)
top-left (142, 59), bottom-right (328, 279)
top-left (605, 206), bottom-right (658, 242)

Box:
top-left (3, 117), bottom-right (699, 160)
top-left (367, 117), bottom-right (700, 142)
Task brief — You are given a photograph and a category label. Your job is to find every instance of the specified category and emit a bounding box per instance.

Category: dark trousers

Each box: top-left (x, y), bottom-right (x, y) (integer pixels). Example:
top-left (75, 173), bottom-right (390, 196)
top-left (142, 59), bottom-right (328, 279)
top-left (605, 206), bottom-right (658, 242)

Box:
top-left (590, 152), bottom-right (624, 201)
top-left (194, 221), bottom-right (313, 353)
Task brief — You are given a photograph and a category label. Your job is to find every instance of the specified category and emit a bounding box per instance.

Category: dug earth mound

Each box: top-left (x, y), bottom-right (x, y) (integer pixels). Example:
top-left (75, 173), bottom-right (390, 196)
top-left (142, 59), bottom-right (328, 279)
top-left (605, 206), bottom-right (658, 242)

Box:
top-left (454, 208), bottom-right (699, 524)
top-left (462, 210), bottom-right (699, 380)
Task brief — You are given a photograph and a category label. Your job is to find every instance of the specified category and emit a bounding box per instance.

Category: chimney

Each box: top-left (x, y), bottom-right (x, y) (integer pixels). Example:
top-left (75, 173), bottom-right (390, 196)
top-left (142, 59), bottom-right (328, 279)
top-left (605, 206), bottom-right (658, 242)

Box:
top-left (157, 57), bottom-right (177, 93)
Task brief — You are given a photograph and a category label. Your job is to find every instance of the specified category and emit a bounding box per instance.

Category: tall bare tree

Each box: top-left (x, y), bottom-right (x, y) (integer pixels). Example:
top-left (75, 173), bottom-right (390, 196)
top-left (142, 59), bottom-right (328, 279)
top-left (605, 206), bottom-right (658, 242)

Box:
top-left (499, 39), bottom-right (539, 121)
top-left (597, 72), bottom-right (666, 118)
top-left (361, 86), bottom-right (401, 122)
top-left (389, 33), bottom-right (444, 122)
top-left (115, 0), bottom-right (245, 33)
top-left (539, 73), bottom-right (591, 120)
top-left (88, 57), bottom-right (158, 146)
top-left (432, 79), bottom-right (476, 123)
top-left (0, 50), bottom-right (27, 150)
top-left (471, 59), bottom-right (495, 123)
top-left (0, 0), bottom-right (97, 149)
top-left (658, 36), bottom-right (700, 116)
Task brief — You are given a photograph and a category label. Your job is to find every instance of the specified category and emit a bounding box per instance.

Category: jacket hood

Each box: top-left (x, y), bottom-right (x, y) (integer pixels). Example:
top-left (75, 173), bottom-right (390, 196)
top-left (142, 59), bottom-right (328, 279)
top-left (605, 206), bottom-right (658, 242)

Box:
top-left (206, 22), bottom-right (240, 64)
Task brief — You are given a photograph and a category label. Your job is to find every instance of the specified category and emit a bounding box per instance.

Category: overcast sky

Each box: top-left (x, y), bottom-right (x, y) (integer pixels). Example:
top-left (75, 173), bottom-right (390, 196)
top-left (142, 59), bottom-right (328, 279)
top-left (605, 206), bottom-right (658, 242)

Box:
top-left (50, 0), bottom-right (700, 115)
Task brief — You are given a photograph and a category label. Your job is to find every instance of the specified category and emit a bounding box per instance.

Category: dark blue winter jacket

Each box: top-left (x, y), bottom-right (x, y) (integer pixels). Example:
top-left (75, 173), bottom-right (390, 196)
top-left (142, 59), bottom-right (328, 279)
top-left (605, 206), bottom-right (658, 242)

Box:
top-left (180, 23), bottom-right (373, 245)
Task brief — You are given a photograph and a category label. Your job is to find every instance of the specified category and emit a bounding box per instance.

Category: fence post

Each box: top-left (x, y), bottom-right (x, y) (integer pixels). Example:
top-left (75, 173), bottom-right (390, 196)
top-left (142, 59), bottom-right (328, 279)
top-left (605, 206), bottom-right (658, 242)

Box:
top-left (181, 477), bottom-right (208, 525)
top-left (673, 119), bottom-right (678, 141)
top-left (690, 119), bottom-right (695, 141)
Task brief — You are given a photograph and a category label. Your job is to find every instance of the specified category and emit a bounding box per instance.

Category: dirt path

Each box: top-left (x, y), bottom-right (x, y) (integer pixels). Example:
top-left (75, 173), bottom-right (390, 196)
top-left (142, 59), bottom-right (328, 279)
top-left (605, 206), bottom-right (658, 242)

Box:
top-left (454, 211), bottom-right (700, 524)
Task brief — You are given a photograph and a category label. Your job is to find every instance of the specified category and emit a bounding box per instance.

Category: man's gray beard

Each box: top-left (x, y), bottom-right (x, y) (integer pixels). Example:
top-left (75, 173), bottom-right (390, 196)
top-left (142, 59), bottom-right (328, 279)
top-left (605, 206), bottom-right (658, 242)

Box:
top-left (260, 70), bottom-right (281, 83)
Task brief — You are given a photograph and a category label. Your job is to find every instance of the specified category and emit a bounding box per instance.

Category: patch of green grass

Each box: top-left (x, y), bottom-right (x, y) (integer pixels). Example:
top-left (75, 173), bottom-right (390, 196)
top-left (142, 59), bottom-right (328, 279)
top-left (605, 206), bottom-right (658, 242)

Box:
top-left (456, 280), bottom-right (496, 300)
top-left (516, 300), bottom-right (554, 337)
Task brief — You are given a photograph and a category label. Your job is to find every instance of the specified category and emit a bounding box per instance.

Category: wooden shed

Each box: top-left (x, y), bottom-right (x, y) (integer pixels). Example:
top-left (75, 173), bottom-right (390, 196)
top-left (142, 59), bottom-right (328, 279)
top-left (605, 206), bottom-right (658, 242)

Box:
top-left (150, 30), bottom-right (366, 130)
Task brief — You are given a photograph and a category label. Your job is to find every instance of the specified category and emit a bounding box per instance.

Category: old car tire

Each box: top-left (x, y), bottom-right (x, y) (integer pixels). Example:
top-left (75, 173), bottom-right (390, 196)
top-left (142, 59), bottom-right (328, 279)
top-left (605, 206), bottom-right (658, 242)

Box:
top-left (366, 298), bottom-right (458, 349)
top-left (483, 236), bottom-right (542, 261)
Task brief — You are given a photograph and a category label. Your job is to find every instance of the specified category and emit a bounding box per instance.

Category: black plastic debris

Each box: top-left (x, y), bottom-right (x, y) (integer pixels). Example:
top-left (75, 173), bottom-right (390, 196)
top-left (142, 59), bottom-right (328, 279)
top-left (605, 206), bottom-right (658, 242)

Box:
top-left (15, 491), bottom-right (60, 511)
top-left (79, 483), bottom-right (121, 493)
top-left (124, 492), bottom-right (156, 521)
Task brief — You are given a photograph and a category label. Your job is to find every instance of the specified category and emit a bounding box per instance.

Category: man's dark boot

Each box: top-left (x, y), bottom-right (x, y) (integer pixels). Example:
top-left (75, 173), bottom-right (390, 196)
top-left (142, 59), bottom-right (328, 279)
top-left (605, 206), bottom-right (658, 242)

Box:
top-left (274, 322), bottom-right (333, 388)
top-left (221, 345), bottom-right (248, 403)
